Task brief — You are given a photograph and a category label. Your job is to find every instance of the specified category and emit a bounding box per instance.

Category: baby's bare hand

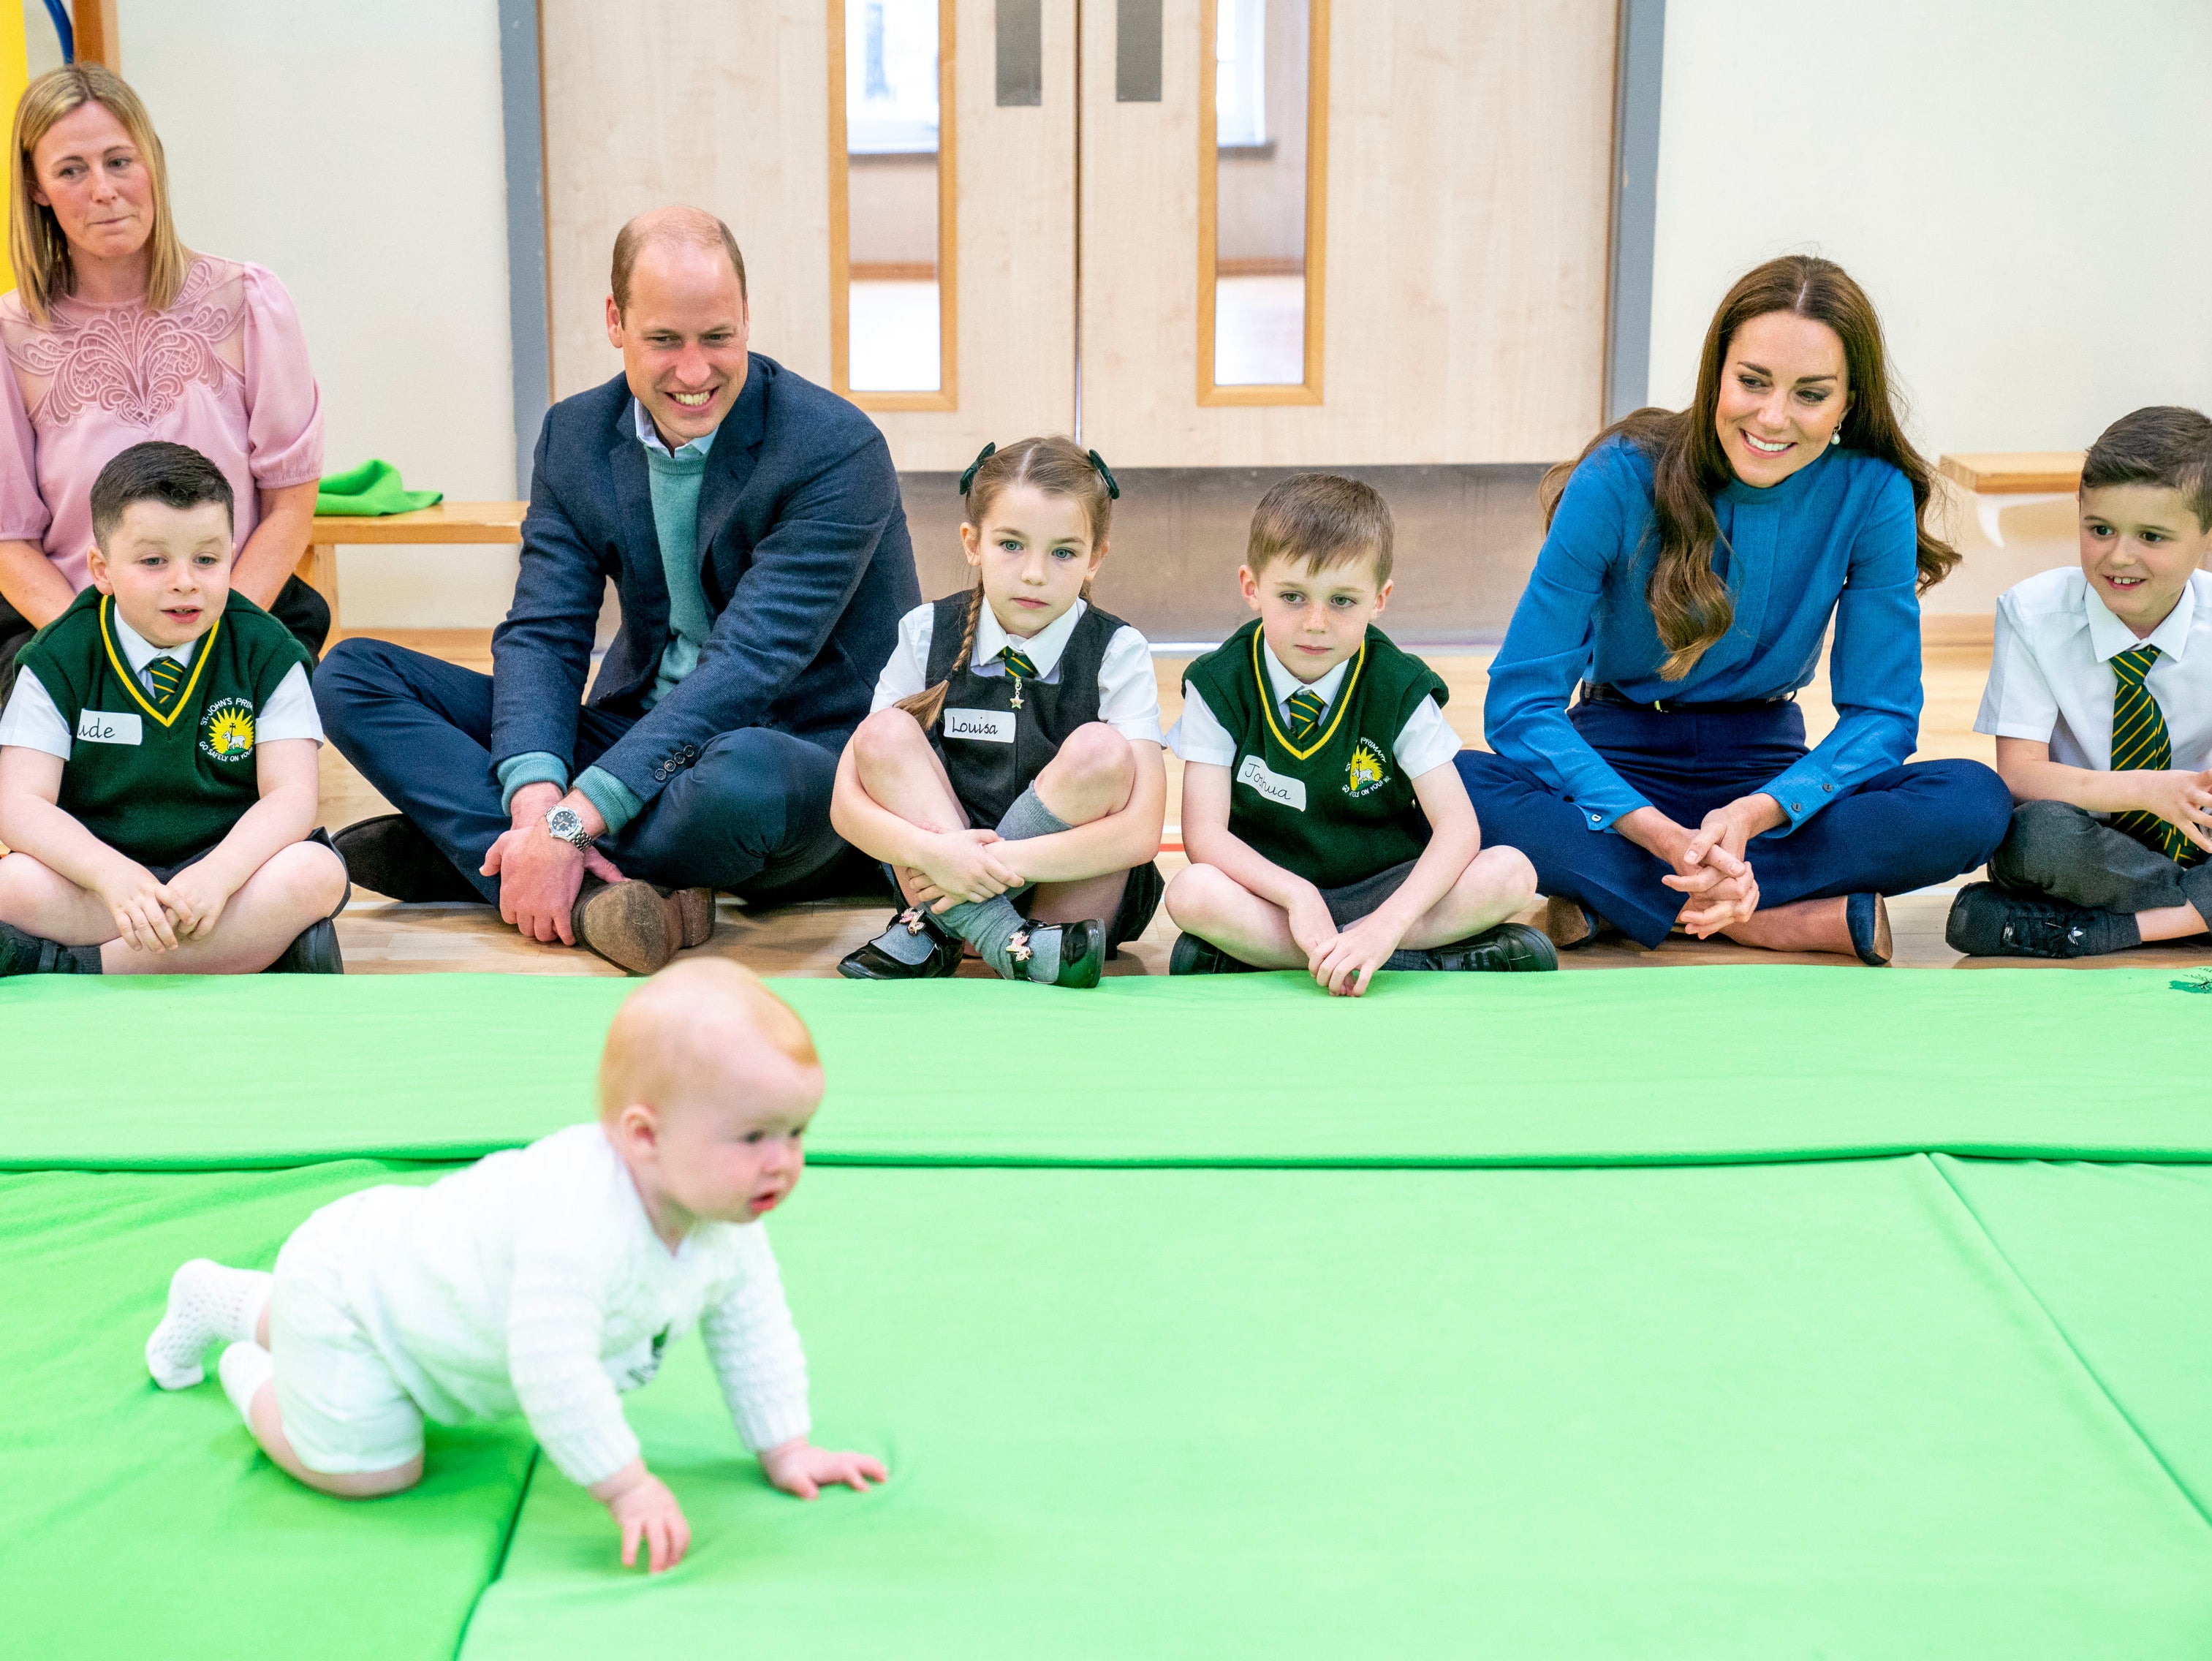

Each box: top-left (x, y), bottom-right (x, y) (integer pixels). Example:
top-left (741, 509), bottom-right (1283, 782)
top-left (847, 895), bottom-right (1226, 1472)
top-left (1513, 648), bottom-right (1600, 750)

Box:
top-left (760, 1437), bottom-right (890, 1500)
top-left (603, 1469), bottom-right (690, 1573)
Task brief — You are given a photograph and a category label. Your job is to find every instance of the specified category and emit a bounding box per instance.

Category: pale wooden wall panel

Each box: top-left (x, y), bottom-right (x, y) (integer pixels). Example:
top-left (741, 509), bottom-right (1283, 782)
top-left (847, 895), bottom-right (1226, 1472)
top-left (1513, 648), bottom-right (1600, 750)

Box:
top-left (540, 0), bottom-right (833, 401)
top-left (868, 0), bottom-right (1077, 472)
top-left (1081, 0), bottom-right (1614, 467)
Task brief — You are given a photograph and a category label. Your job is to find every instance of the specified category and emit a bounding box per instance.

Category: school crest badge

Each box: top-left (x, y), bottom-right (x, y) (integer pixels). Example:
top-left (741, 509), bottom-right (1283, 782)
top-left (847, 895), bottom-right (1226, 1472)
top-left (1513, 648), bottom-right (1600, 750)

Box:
top-left (1344, 738), bottom-right (1389, 798)
top-left (199, 698), bottom-right (256, 763)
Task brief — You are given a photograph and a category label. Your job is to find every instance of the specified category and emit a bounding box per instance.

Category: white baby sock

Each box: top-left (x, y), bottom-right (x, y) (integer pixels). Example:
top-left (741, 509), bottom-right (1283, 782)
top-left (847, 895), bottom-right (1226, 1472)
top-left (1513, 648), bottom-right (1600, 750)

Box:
top-left (144, 1259), bottom-right (274, 1390)
top-left (217, 1341), bottom-right (274, 1425)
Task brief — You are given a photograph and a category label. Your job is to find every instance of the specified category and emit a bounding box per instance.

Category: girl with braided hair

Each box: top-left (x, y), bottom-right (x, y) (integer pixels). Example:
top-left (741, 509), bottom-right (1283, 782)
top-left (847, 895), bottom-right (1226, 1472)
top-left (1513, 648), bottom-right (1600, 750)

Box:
top-left (831, 436), bottom-right (1167, 986)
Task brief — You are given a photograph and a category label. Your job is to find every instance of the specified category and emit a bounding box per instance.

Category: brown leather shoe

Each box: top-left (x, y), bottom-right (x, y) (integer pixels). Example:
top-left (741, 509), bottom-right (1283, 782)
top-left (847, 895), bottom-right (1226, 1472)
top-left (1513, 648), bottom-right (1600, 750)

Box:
top-left (572, 878), bottom-right (681, 975)
top-left (655, 885), bottom-right (716, 948)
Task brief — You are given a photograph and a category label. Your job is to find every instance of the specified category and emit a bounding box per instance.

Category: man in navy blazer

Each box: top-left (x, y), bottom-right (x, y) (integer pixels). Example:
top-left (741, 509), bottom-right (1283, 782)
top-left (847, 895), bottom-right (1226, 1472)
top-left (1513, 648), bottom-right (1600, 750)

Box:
top-left (315, 208), bottom-right (919, 972)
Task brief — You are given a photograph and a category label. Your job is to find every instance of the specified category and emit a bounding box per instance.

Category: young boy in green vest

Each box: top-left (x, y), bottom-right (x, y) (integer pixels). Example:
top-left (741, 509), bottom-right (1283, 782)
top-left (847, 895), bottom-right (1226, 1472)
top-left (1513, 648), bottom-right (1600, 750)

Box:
top-left (1164, 473), bottom-right (1553, 994)
top-left (0, 441), bottom-right (348, 975)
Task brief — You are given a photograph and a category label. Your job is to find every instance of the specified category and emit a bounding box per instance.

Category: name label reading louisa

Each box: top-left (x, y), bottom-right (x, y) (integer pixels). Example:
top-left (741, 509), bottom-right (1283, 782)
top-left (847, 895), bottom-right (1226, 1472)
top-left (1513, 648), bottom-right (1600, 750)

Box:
top-left (75, 708), bottom-right (143, 746)
top-left (1237, 753), bottom-right (1307, 811)
top-left (943, 708), bottom-right (1015, 744)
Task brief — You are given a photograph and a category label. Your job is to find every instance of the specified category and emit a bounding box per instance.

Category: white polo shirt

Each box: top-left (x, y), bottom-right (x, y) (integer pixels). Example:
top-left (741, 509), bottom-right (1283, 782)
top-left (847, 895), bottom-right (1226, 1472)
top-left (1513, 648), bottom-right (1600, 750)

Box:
top-left (1169, 637), bottom-right (1462, 778)
top-left (0, 609), bottom-right (322, 759)
top-left (1976, 566), bottom-right (2212, 771)
top-left (869, 596), bottom-right (1164, 745)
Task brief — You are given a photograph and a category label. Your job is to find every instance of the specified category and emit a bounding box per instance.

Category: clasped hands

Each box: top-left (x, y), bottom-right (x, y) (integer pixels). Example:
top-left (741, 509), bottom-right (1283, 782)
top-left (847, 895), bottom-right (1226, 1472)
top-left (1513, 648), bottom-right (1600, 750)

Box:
top-left (1624, 792), bottom-right (1787, 937)
top-left (96, 855), bottom-right (238, 952)
top-left (900, 826), bottom-right (1026, 913)
top-left (483, 781), bottom-right (626, 945)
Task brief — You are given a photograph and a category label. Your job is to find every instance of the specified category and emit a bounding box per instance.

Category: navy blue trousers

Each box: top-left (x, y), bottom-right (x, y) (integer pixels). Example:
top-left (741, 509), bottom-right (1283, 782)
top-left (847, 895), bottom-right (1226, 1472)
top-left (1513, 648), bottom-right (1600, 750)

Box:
top-left (1455, 700), bottom-right (2012, 947)
top-left (314, 638), bottom-right (850, 903)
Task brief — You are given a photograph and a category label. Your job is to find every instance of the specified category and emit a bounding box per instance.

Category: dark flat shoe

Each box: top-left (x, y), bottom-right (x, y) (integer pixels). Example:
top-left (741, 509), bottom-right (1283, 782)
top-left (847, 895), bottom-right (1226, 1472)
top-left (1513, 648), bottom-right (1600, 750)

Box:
top-left (263, 917), bottom-right (345, 974)
top-left (1167, 933), bottom-right (1260, 975)
top-left (333, 814), bottom-right (482, 903)
top-left (1943, 882), bottom-right (2135, 959)
top-left (838, 907), bottom-right (963, 980)
top-left (572, 877), bottom-right (681, 975)
top-left (1542, 896), bottom-right (1616, 951)
top-left (1009, 917), bottom-right (1105, 988)
top-left (1426, 921), bottom-right (1560, 973)
top-left (0, 920), bottom-right (96, 976)
top-left (1844, 893), bottom-right (1894, 966)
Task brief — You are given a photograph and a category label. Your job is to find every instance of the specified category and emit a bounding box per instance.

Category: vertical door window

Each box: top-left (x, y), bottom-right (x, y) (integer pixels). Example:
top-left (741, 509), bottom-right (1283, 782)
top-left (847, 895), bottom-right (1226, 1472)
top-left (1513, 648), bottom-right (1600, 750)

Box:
top-left (831, 0), bottom-right (958, 406)
top-left (1199, 0), bottom-right (1327, 403)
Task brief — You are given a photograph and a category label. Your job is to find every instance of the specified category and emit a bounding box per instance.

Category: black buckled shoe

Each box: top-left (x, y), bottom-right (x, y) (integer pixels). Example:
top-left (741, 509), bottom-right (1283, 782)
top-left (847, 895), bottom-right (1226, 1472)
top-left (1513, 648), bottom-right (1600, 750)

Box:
top-left (263, 917), bottom-right (345, 974)
top-left (332, 814), bottom-right (482, 902)
top-left (1425, 921), bottom-right (1561, 973)
top-left (1944, 882), bottom-right (2137, 959)
top-left (0, 920), bottom-right (98, 976)
top-left (1007, 917), bottom-right (1106, 989)
top-left (838, 907), bottom-right (964, 980)
top-left (1167, 933), bottom-right (1260, 975)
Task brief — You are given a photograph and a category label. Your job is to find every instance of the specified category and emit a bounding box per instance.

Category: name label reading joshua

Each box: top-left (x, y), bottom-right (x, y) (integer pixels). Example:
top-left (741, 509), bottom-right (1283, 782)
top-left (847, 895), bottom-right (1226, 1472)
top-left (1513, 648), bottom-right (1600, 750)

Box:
top-left (943, 708), bottom-right (1015, 744)
top-left (1237, 753), bottom-right (1307, 811)
top-left (75, 708), bottom-right (143, 746)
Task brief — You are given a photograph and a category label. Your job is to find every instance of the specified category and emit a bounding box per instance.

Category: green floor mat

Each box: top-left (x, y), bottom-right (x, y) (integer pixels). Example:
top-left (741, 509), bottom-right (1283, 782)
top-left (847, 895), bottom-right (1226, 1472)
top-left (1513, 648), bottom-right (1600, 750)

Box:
top-left (0, 1163), bottom-right (536, 1661)
top-left (1936, 1155), bottom-right (2212, 1521)
top-left (7, 969), bottom-right (2212, 1170)
top-left (458, 1161), bottom-right (2212, 1660)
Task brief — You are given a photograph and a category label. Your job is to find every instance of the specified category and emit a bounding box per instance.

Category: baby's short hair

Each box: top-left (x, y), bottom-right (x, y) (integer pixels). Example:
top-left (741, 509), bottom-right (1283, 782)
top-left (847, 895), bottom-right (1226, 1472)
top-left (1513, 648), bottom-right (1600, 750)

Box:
top-left (1246, 473), bottom-right (1394, 586)
top-left (598, 959), bottom-right (818, 1122)
top-left (90, 441), bottom-right (235, 549)
top-left (2080, 406), bottom-right (2212, 532)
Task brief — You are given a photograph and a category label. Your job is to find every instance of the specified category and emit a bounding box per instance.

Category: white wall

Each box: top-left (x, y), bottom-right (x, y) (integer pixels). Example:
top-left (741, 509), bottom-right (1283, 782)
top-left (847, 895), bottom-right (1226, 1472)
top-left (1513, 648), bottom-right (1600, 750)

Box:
top-left (1650, 0), bottom-right (2212, 608)
top-left (117, 0), bottom-right (518, 629)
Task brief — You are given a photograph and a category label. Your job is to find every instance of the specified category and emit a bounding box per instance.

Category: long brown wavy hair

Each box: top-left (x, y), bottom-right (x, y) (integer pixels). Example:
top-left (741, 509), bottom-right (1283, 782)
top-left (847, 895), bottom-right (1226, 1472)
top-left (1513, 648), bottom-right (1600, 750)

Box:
top-left (896, 436), bottom-right (1117, 728)
top-left (1545, 255), bottom-right (1955, 681)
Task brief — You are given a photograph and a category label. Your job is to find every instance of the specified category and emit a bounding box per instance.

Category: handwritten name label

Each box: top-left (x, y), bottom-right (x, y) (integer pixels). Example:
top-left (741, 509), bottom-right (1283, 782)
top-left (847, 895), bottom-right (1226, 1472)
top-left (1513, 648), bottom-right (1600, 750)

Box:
top-left (75, 708), bottom-right (143, 746)
top-left (1236, 753), bottom-right (1307, 811)
top-left (943, 708), bottom-right (1015, 744)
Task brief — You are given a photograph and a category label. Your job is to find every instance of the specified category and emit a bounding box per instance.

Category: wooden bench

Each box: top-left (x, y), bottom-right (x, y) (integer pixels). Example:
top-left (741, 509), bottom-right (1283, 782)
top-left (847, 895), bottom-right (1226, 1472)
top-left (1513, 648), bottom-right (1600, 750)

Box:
top-left (1937, 452), bottom-right (2083, 546)
top-left (295, 502), bottom-right (528, 624)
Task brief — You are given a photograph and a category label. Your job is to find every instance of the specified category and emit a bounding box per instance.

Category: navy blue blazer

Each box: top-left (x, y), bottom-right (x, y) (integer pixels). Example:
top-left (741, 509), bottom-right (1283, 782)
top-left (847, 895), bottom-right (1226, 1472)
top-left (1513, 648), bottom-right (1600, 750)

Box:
top-left (488, 356), bottom-right (919, 807)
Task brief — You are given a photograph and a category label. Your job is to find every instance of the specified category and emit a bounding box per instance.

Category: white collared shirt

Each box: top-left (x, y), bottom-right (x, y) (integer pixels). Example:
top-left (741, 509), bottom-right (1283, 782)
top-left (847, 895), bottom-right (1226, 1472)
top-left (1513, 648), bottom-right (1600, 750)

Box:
top-left (868, 596), bottom-right (1164, 744)
top-left (630, 396), bottom-right (718, 460)
top-left (1976, 566), bottom-right (2212, 771)
top-left (0, 607), bottom-right (322, 760)
top-left (1169, 636), bottom-right (1461, 777)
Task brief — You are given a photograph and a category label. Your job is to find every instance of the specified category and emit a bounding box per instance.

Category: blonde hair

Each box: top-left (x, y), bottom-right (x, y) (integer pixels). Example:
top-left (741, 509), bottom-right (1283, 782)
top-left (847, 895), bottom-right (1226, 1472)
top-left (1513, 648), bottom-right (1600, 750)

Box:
top-left (10, 65), bottom-right (189, 325)
top-left (598, 959), bottom-right (819, 1122)
top-left (895, 435), bottom-right (1117, 730)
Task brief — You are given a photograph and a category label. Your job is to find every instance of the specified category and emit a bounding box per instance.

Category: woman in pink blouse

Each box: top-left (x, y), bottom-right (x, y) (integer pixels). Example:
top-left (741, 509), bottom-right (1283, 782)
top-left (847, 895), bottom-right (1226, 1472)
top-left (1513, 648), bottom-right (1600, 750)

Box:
top-left (0, 64), bottom-right (326, 678)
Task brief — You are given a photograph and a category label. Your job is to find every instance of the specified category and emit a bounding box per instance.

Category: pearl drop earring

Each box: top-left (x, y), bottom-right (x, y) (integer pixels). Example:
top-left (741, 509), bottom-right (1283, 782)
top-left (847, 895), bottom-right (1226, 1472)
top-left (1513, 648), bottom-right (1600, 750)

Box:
top-left (1830, 428), bottom-right (1841, 447)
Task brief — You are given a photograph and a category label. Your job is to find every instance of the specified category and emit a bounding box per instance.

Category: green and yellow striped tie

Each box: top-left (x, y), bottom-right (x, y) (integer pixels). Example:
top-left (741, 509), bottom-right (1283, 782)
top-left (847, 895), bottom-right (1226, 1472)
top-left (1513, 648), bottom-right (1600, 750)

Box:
top-left (2109, 645), bottom-right (2202, 867)
top-left (997, 646), bottom-right (1039, 681)
top-left (1284, 686), bottom-right (1327, 741)
top-left (144, 654), bottom-right (186, 711)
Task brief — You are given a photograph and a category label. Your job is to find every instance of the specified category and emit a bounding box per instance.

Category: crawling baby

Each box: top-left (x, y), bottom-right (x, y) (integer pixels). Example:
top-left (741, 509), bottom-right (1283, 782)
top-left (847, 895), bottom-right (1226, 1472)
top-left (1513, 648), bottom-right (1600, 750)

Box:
top-left (145, 958), bottom-right (884, 1573)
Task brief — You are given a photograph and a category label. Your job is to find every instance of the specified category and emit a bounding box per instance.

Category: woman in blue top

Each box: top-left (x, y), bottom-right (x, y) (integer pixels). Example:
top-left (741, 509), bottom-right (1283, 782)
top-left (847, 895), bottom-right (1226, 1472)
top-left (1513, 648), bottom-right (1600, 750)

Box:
top-left (1457, 257), bottom-right (2011, 963)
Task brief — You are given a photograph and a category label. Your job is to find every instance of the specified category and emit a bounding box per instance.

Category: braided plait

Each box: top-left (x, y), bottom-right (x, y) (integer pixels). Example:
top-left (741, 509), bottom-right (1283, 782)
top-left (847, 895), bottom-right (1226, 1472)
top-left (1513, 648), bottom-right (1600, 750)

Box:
top-left (894, 580), bottom-right (985, 729)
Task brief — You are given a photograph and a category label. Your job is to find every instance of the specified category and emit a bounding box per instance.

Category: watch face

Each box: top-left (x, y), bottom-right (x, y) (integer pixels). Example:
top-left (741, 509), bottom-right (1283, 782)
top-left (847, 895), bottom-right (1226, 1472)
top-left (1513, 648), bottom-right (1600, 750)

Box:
top-left (548, 807), bottom-right (580, 839)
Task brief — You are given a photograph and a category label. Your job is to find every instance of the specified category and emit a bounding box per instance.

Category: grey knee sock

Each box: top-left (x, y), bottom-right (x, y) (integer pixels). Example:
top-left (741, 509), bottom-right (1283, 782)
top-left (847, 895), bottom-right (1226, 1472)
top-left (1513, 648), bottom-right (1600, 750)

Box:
top-left (939, 787), bottom-right (1076, 981)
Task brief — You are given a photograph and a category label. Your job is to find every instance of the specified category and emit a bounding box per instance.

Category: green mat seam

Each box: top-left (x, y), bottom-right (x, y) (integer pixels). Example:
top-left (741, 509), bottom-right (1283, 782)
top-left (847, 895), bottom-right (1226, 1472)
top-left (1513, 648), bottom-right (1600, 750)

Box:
top-left (1923, 1152), bottom-right (2212, 1542)
top-left (23, 1143), bottom-right (2212, 1177)
top-left (450, 1445), bottom-right (539, 1661)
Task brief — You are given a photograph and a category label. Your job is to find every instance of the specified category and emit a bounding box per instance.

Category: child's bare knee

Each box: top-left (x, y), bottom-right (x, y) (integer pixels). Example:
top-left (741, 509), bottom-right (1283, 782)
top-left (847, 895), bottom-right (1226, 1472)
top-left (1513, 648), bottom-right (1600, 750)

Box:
top-left (276, 841), bottom-right (347, 915)
top-left (1476, 844), bottom-right (1538, 899)
top-left (1055, 722), bottom-right (1131, 787)
top-left (1164, 863), bottom-right (1230, 926)
top-left (851, 706), bottom-right (925, 770)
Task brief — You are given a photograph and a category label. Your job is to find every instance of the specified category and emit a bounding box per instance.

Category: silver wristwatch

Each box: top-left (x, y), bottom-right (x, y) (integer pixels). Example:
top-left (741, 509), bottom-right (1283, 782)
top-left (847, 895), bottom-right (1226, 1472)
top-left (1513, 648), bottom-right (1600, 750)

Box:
top-left (545, 803), bottom-right (596, 852)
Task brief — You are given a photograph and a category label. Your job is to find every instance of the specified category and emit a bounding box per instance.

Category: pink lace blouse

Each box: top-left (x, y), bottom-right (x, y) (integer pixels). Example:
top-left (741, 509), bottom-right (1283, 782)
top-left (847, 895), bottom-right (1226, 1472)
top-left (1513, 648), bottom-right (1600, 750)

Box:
top-left (0, 256), bottom-right (324, 589)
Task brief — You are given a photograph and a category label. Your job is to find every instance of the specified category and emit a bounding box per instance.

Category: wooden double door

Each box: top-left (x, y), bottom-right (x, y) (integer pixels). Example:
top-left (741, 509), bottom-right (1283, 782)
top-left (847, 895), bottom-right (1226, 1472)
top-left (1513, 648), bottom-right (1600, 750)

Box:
top-left (538, 0), bottom-right (1616, 472)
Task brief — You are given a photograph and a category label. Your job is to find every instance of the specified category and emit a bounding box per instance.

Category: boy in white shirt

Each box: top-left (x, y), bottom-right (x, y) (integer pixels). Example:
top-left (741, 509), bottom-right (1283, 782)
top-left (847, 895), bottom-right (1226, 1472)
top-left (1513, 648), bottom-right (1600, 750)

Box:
top-left (143, 959), bottom-right (886, 1575)
top-left (1164, 474), bottom-right (1551, 994)
top-left (1949, 406), bottom-right (2212, 958)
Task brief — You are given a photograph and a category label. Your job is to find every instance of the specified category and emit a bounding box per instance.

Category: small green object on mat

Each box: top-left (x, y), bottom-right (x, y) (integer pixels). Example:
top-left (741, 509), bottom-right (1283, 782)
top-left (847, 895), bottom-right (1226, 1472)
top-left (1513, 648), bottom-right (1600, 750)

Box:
top-left (458, 1159), bottom-right (2212, 1659)
top-left (0, 1162), bottom-right (534, 1661)
top-left (315, 458), bottom-right (443, 516)
top-left (8, 969), bottom-right (2212, 1171)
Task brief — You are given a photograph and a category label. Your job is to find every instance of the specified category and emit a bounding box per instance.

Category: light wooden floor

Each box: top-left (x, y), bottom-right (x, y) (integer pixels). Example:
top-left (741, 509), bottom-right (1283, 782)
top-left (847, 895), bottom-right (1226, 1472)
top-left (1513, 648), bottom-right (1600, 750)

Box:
top-left (319, 629), bottom-right (2212, 977)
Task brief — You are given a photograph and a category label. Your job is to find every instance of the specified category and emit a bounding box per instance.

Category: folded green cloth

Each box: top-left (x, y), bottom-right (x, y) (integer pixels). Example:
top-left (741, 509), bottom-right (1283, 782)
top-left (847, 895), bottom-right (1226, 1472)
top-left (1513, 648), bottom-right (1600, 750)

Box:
top-left (315, 458), bottom-right (444, 516)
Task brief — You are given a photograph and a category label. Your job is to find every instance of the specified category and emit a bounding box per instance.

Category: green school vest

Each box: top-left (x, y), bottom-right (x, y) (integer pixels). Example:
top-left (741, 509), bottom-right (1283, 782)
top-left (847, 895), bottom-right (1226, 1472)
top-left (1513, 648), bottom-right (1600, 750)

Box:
top-left (1181, 619), bottom-right (1449, 890)
top-left (15, 587), bottom-right (311, 867)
